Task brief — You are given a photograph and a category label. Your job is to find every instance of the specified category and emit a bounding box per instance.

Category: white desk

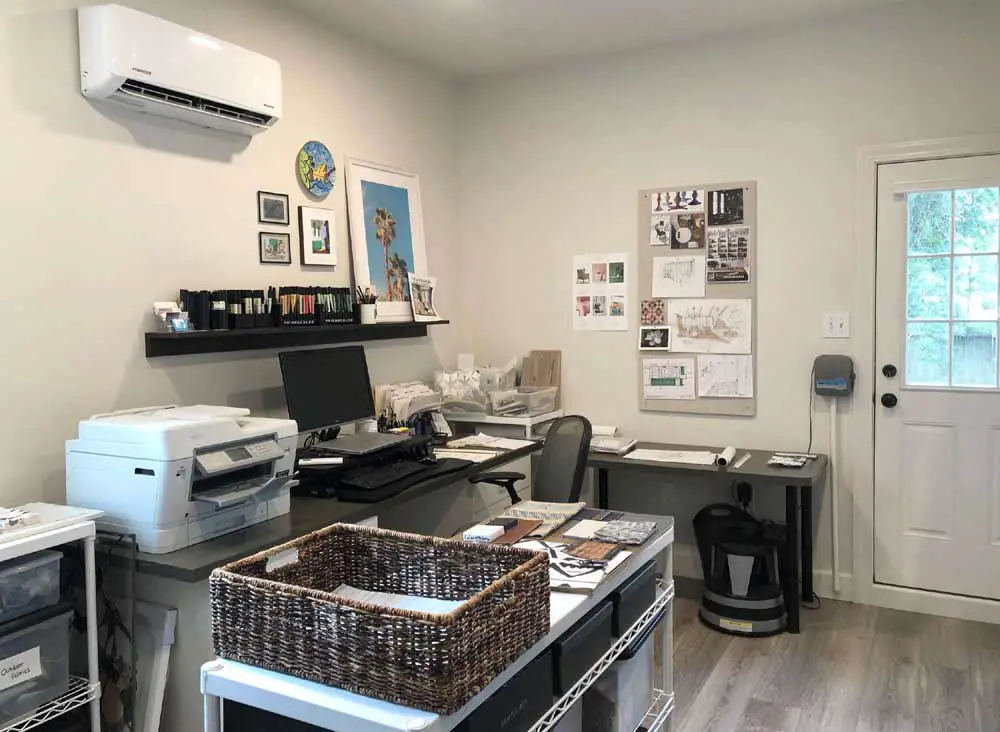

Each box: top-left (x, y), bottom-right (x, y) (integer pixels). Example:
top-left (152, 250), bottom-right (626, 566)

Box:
top-left (201, 513), bottom-right (674, 732)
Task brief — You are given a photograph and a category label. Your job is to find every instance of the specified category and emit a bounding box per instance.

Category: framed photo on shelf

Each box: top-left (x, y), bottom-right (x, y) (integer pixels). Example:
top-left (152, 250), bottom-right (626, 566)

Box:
top-left (259, 232), bottom-right (292, 264)
top-left (298, 206), bottom-right (337, 267)
top-left (345, 158), bottom-right (427, 323)
top-left (257, 191), bottom-right (290, 225)
top-left (408, 275), bottom-right (440, 322)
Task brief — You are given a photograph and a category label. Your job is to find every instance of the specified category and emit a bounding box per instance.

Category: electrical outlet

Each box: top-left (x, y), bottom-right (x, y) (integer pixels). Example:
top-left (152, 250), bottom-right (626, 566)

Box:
top-left (823, 312), bottom-right (850, 339)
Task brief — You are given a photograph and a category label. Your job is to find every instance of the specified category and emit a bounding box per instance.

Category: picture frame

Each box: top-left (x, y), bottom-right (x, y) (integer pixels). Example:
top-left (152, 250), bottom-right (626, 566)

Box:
top-left (639, 325), bottom-right (672, 351)
top-left (408, 275), bottom-right (440, 322)
top-left (258, 232), bottom-right (291, 264)
top-left (345, 158), bottom-right (428, 323)
top-left (298, 206), bottom-right (338, 267)
top-left (257, 191), bottom-right (289, 225)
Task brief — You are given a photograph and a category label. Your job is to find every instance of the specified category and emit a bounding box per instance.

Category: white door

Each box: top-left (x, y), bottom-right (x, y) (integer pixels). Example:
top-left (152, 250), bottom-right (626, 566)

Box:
top-left (875, 155), bottom-right (1000, 599)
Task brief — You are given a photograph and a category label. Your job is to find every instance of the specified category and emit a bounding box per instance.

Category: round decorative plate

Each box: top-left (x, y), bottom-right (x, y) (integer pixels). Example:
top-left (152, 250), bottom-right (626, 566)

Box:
top-left (297, 141), bottom-right (337, 198)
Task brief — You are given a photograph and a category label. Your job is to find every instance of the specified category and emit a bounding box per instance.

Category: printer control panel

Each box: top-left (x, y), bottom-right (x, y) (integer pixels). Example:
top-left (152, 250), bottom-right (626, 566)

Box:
top-left (195, 439), bottom-right (284, 476)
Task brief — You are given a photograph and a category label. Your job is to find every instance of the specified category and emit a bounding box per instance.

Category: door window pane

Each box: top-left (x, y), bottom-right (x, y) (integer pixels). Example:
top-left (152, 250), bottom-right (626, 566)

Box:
top-left (952, 255), bottom-right (998, 320)
top-left (906, 257), bottom-right (950, 319)
top-left (952, 322), bottom-right (998, 387)
top-left (908, 191), bottom-right (951, 255)
top-left (906, 323), bottom-right (950, 386)
top-left (954, 187), bottom-right (999, 254)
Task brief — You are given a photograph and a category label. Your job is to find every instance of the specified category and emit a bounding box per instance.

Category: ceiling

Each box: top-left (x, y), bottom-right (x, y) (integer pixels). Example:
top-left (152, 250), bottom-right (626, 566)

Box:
top-left (282, 0), bottom-right (913, 77)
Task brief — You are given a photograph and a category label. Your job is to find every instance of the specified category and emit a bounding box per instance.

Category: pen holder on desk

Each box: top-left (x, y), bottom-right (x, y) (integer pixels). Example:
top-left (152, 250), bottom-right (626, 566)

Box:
top-left (359, 303), bottom-right (377, 325)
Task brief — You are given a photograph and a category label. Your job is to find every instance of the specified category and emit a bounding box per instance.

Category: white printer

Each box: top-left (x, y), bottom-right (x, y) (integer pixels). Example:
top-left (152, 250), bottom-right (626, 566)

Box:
top-left (66, 405), bottom-right (298, 554)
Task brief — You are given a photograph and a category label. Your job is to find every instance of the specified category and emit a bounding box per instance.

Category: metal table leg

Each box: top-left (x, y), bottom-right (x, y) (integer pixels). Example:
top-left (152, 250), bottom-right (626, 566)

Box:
top-left (784, 486), bottom-right (800, 634)
top-left (597, 468), bottom-right (609, 509)
top-left (800, 485), bottom-right (814, 605)
top-left (204, 693), bottom-right (222, 732)
top-left (83, 536), bottom-right (101, 732)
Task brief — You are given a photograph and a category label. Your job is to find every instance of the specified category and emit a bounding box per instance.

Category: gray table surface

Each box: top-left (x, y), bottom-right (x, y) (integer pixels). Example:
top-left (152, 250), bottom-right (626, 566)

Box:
top-left (130, 443), bottom-right (542, 582)
top-left (589, 442), bottom-right (828, 485)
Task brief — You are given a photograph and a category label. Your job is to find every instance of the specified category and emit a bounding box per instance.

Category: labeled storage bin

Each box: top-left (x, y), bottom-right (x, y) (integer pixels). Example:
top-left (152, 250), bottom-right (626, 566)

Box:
top-left (611, 561), bottom-right (656, 636)
top-left (211, 523), bottom-right (550, 715)
top-left (489, 386), bottom-right (559, 417)
top-left (0, 605), bottom-right (72, 725)
top-left (0, 551), bottom-right (62, 624)
top-left (456, 652), bottom-right (553, 732)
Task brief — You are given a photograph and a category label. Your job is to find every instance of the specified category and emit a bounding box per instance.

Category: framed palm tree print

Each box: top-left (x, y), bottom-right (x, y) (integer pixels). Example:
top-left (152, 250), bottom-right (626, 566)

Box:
top-left (345, 158), bottom-right (428, 323)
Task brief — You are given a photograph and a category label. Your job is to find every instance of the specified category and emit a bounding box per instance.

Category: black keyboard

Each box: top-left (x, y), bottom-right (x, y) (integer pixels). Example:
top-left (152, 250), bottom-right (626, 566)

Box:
top-left (339, 460), bottom-right (430, 491)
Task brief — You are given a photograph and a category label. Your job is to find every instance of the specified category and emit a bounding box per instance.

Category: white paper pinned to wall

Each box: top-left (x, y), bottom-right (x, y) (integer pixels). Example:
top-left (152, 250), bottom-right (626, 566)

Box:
top-left (651, 255), bottom-right (706, 299)
top-left (642, 357), bottom-right (695, 400)
top-left (573, 253), bottom-right (629, 331)
top-left (697, 355), bottom-right (754, 398)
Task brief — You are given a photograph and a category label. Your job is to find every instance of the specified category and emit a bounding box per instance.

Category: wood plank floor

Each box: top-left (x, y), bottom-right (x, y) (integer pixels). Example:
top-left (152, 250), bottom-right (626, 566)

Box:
top-left (672, 597), bottom-right (1000, 732)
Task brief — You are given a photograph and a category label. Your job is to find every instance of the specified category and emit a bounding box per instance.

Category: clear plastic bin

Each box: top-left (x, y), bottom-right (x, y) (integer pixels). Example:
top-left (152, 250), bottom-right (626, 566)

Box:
top-left (0, 551), bottom-right (61, 624)
top-left (488, 386), bottom-right (559, 417)
top-left (0, 609), bottom-right (72, 725)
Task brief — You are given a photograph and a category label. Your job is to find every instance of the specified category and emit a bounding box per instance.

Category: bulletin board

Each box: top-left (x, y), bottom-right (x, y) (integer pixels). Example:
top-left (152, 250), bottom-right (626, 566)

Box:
top-left (637, 182), bottom-right (757, 417)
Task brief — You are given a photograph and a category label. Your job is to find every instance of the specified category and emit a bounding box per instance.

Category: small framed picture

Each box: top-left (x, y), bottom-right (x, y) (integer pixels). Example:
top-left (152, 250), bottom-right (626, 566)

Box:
top-left (259, 232), bottom-right (292, 264)
top-left (257, 191), bottom-right (290, 225)
top-left (299, 206), bottom-right (337, 267)
top-left (408, 275), bottom-right (440, 322)
top-left (639, 325), bottom-right (671, 351)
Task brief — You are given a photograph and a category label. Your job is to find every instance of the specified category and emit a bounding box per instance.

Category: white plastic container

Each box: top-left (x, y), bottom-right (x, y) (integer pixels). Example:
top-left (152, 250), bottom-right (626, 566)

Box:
top-left (582, 637), bottom-right (653, 732)
top-left (0, 551), bottom-right (62, 624)
top-left (488, 386), bottom-right (559, 417)
top-left (0, 609), bottom-right (72, 724)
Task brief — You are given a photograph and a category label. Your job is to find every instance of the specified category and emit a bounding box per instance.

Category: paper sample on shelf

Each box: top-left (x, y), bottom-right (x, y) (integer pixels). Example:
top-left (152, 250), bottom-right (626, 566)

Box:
top-left (332, 584), bottom-right (462, 615)
top-left (515, 540), bottom-right (630, 591)
top-left (573, 253), bottom-right (629, 331)
top-left (666, 299), bottom-right (752, 354)
top-left (563, 520), bottom-right (606, 540)
top-left (697, 355), bottom-right (754, 398)
top-left (625, 449), bottom-right (717, 465)
top-left (501, 501), bottom-right (586, 537)
top-left (642, 358), bottom-right (695, 400)
top-left (651, 255), bottom-right (706, 299)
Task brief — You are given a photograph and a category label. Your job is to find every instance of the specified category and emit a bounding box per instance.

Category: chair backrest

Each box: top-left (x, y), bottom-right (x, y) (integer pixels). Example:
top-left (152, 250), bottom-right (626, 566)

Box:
top-left (533, 415), bottom-right (593, 503)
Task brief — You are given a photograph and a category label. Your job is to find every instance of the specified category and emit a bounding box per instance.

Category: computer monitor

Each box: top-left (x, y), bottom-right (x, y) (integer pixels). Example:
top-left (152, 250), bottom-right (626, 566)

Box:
top-left (279, 345), bottom-right (376, 432)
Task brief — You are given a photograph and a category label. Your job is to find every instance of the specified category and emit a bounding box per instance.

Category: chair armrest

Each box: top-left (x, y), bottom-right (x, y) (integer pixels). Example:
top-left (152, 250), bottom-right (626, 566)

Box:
top-left (468, 471), bottom-right (526, 485)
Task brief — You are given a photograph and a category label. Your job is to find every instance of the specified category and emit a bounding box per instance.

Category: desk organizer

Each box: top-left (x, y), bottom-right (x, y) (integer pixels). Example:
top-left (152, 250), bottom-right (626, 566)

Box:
top-left (210, 523), bottom-right (549, 715)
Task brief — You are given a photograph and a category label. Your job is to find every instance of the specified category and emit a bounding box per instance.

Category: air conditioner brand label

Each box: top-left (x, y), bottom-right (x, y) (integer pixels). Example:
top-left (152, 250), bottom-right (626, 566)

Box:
top-left (131, 67), bottom-right (152, 76)
top-left (0, 647), bottom-right (42, 692)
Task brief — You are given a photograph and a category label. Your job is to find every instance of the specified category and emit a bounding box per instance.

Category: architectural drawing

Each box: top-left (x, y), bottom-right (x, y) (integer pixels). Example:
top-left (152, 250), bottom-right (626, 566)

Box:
top-left (642, 358), bottom-right (695, 400)
top-left (651, 255), bottom-right (706, 298)
top-left (697, 355), bottom-right (753, 398)
top-left (666, 298), bottom-right (752, 354)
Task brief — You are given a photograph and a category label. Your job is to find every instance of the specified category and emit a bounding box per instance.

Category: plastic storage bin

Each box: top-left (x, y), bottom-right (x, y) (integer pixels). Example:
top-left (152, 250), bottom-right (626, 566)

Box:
top-left (0, 606), bottom-right (72, 725)
top-left (0, 551), bottom-right (62, 624)
top-left (489, 386), bottom-right (559, 417)
top-left (581, 635), bottom-right (653, 732)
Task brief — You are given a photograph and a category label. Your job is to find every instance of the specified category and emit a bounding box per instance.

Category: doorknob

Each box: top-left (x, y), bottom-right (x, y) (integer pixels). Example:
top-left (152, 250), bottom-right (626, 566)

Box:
top-left (882, 364), bottom-right (898, 378)
top-left (881, 393), bottom-right (898, 408)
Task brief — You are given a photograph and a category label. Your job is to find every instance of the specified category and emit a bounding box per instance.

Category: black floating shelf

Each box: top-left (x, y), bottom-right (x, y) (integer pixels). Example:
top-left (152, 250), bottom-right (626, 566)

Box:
top-left (145, 321), bottom-right (450, 357)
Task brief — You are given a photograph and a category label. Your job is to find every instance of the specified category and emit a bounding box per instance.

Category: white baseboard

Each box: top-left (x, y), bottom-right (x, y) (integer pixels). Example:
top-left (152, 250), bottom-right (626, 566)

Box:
top-left (858, 582), bottom-right (1000, 625)
top-left (672, 543), bottom-right (856, 603)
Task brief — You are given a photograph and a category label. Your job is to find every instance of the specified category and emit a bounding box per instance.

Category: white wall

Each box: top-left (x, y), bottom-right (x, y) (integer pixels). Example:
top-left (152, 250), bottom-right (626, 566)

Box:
top-left (458, 0), bottom-right (1000, 592)
top-left (0, 0), bottom-right (461, 504)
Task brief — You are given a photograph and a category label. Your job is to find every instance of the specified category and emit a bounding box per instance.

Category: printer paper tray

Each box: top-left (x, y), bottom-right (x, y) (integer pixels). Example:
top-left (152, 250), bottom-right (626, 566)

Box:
top-left (193, 476), bottom-right (290, 510)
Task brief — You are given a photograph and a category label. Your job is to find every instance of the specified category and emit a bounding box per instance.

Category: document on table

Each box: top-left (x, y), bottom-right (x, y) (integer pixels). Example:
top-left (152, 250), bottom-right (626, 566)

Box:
top-left (625, 449), bottom-right (717, 466)
top-left (433, 449), bottom-right (500, 463)
top-left (446, 433), bottom-right (535, 450)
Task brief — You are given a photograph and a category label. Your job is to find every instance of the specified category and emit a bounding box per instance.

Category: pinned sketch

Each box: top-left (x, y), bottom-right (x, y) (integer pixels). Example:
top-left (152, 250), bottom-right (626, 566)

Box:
top-left (708, 188), bottom-right (745, 226)
top-left (650, 215), bottom-right (671, 246)
top-left (707, 227), bottom-right (750, 284)
top-left (573, 253), bottom-right (628, 331)
top-left (671, 213), bottom-right (706, 249)
top-left (643, 358), bottom-right (695, 400)
top-left (652, 255), bottom-right (706, 298)
top-left (698, 355), bottom-right (753, 398)
top-left (639, 326), bottom-right (671, 351)
top-left (667, 299), bottom-right (752, 354)
top-left (640, 298), bottom-right (666, 325)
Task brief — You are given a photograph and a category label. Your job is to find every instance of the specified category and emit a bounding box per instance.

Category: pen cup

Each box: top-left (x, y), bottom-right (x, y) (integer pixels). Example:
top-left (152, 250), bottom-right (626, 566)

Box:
top-left (360, 303), bottom-right (377, 325)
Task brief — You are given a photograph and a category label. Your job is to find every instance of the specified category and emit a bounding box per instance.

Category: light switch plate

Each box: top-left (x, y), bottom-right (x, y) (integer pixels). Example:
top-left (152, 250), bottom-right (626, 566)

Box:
top-left (823, 312), bottom-right (850, 339)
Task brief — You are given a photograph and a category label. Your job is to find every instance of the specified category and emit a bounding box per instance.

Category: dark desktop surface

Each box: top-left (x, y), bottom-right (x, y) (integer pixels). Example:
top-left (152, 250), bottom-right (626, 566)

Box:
top-left (128, 442), bottom-right (542, 582)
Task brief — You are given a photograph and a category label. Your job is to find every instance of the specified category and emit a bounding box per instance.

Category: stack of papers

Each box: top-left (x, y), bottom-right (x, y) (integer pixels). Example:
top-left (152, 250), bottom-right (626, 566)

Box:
top-left (514, 540), bottom-right (629, 591)
top-left (624, 449), bottom-right (716, 466)
top-left (590, 437), bottom-right (638, 455)
top-left (433, 449), bottom-right (499, 463)
top-left (446, 433), bottom-right (535, 451)
top-left (500, 501), bottom-right (586, 537)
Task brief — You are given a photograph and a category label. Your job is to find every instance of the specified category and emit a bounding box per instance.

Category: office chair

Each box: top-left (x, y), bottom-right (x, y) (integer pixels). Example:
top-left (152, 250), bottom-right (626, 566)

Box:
top-left (469, 415), bottom-right (592, 506)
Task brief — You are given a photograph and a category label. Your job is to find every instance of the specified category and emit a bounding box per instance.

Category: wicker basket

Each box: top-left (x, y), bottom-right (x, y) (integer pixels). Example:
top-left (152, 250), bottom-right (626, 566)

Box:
top-left (210, 523), bottom-right (550, 715)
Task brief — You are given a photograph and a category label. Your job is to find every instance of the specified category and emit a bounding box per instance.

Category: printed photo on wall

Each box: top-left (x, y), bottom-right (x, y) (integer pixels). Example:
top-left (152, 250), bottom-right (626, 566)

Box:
top-left (609, 261), bottom-right (625, 284)
top-left (610, 296), bottom-right (625, 317)
top-left (259, 232), bottom-right (292, 264)
top-left (671, 213), bottom-right (706, 249)
top-left (408, 275), bottom-right (440, 322)
top-left (576, 296), bottom-right (592, 317)
top-left (298, 206), bottom-right (337, 267)
top-left (707, 227), bottom-right (751, 283)
top-left (593, 295), bottom-right (607, 316)
top-left (708, 188), bottom-right (745, 226)
top-left (641, 298), bottom-right (666, 326)
top-left (650, 215), bottom-right (671, 246)
top-left (665, 190), bottom-right (705, 213)
top-left (651, 191), bottom-right (670, 214)
top-left (576, 267), bottom-right (591, 284)
top-left (639, 326), bottom-right (672, 351)
top-left (592, 262), bottom-right (608, 283)
top-left (257, 191), bottom-right (290, 225)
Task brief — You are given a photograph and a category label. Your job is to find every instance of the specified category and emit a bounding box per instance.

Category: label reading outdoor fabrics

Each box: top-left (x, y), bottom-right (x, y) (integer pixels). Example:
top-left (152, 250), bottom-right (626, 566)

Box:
top-left (0, 647), bottom-right (41, 692)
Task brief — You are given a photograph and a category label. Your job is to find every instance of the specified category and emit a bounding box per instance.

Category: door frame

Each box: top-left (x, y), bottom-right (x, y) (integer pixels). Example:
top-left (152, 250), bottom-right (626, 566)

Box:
top-left (854, 132), bottom-right (1000, 623)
